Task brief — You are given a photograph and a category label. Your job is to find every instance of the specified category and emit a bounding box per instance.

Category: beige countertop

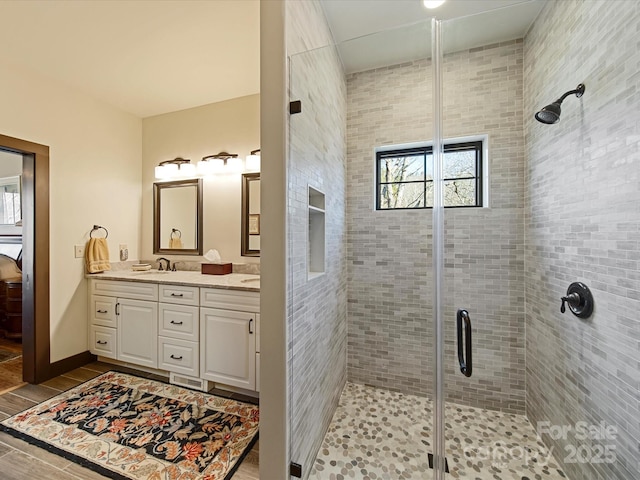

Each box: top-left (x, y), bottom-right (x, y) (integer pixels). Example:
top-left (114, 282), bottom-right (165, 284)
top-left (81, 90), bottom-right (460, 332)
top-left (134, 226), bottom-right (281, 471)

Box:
top-left (86, 270), bottom-right (260, 292)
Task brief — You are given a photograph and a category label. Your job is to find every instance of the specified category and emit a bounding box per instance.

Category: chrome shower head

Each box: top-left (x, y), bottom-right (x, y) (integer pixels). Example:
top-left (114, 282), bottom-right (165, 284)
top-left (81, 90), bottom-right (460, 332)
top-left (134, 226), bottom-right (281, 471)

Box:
top-left (535, 83), bottom-right (585, 124)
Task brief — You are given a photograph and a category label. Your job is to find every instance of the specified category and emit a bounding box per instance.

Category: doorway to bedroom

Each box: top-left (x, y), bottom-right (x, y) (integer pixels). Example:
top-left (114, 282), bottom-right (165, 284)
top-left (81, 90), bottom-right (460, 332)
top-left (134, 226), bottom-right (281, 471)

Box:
top-left (0, 133), bottom-right (50, 388)
top-left (0, 149), bottom-right (24, 392)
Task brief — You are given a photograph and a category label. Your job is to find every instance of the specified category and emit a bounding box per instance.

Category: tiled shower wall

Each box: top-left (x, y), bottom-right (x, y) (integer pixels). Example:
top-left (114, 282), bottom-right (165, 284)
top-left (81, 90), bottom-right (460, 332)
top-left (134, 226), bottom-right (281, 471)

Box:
top-left (347, 40), bottom-right (526, 413)
top-left (524, 1), bottom-right (640, 479)
top-left (286, 2), bottom-right (348, 478)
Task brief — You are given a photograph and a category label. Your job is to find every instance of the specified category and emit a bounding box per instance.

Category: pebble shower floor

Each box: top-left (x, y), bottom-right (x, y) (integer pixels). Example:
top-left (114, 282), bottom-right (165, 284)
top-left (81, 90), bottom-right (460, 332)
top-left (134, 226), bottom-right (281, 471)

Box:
top-left (310, 383), bottom-right (567, 480)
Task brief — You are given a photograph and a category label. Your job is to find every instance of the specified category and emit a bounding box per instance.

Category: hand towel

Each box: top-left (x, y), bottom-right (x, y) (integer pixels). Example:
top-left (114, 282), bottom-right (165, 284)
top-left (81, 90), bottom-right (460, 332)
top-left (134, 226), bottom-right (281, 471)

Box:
top-left (169, 237), bottom-right (183, 249)
top-left (85, 237), bottom-right (111, 273)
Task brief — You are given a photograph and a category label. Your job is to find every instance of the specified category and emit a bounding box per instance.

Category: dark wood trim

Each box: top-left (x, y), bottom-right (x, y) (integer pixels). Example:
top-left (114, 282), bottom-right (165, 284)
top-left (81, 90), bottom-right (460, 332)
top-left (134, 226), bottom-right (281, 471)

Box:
top-left (49, 351), bottom-right (96, 378)
top-left (153, 178), bottom-right (203, 256)
top-left (0, 133), bottom-right (51, 383)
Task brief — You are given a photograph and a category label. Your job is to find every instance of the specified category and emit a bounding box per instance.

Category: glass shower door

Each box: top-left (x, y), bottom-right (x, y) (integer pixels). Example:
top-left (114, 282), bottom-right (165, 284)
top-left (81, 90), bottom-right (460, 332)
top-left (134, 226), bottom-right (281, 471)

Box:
top-left (436, 6), bottom-right (566, 479)
top-left (288, 17), bottom-right (439, 480)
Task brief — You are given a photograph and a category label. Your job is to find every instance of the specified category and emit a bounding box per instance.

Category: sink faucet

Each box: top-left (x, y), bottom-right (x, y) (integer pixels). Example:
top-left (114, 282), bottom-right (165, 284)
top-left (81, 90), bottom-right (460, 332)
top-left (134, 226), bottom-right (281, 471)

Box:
top-left (156, 257), bottom-right (171, 271)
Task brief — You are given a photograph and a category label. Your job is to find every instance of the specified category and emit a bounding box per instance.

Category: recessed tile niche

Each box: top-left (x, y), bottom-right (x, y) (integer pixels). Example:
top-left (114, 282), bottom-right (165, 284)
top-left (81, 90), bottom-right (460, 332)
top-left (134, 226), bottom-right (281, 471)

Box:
top-left (308, 186), bottom-right (325, 279)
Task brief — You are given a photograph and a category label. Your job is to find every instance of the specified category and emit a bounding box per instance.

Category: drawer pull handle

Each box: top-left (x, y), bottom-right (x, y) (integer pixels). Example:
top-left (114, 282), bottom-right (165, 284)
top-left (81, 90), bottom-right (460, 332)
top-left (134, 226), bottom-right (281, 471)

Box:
top-left (170, 355), bottom-right (183, 360)
top-left (170, 293), bottom-right (184, 297)
top-left (249, 318), bottom-right (254, 334)
top-left (97, 310), bottom-right (108, 314)
top-left (97, 340), bottom-right (108, 345)
top-left (170, 320), bottom-right (184, 325)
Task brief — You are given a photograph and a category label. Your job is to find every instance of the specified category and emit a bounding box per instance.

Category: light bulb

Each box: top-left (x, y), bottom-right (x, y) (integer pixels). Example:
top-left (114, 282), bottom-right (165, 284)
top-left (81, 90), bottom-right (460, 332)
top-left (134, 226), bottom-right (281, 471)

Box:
top-left (226, 157), bottom-right (243, 173)
top-left (179, 163), bottom-right (196, 177)
top-left (423, 0), bottom-right (446, 9)
top-left (245, 153), bottom-right (260, 171)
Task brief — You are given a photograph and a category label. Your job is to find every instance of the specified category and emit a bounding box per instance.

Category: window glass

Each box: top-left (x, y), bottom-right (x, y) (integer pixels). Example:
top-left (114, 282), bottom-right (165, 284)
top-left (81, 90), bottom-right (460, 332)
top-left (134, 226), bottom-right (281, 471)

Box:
top-left (376, 141), bottom-right (482, 210)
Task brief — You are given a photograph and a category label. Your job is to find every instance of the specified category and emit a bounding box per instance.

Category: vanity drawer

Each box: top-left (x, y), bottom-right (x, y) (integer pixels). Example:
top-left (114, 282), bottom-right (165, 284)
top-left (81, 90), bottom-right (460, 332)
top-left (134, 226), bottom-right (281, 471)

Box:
top-left (158, 337), bottom-right (199, 377)
top-left (89, 325), bottom-right (116, 358)
top-left (200, 288), bottom-right (260, 313)
top-left (91, 295), bottom-right (117, 328)
top-left (91, 280), bottom-right (158, 301)
top-left (158, 303), bottom-right (199, 341)
top-left (159, 284), bottom-right (199, 306)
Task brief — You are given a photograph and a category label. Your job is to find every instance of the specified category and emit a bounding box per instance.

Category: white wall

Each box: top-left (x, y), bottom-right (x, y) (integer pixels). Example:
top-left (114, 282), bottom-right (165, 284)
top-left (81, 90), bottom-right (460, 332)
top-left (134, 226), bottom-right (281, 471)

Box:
top-left (141, 94), bottom-right (260, 265)
top-left (0, 59), bottom-right (142, 363)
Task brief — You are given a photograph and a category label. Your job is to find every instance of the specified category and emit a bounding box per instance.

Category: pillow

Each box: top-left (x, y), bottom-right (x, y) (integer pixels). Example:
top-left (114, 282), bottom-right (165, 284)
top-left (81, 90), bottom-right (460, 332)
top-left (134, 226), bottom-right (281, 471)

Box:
top-left (0, 253), bottom-right (21, 280)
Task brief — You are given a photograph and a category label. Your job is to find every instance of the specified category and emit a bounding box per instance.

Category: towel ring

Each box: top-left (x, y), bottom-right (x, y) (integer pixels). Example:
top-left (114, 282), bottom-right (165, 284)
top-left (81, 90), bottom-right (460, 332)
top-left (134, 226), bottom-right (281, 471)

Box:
top-left (171, 228), bottom-right (182, 239)
top-left (90, 225), bottom-right (109, 238)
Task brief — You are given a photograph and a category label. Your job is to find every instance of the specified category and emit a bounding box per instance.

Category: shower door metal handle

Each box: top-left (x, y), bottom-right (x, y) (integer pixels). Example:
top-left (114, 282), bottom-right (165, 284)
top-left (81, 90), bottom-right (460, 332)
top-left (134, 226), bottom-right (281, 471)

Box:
top-left (457, 309), bottom-right (472, 377)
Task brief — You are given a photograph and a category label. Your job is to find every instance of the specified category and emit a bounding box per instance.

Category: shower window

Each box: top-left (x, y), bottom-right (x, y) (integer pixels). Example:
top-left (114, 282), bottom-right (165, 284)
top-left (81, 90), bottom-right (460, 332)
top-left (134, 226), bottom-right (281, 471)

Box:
top-left (376, 141), bottom-right (483, 209)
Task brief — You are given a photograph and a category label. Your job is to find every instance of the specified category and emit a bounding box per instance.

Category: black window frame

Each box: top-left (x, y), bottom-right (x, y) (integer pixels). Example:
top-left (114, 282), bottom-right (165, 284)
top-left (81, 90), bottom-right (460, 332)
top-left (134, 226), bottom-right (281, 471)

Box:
top-left (375, 140), bottom-right (483, 210)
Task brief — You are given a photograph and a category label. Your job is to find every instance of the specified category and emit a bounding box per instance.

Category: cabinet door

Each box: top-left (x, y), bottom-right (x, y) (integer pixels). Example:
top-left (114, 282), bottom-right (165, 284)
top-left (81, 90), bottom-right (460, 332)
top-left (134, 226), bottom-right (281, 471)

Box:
top-left (200, 308), bottom-right (256, 390)
top-left (117, 298), bottom-right (158, 368)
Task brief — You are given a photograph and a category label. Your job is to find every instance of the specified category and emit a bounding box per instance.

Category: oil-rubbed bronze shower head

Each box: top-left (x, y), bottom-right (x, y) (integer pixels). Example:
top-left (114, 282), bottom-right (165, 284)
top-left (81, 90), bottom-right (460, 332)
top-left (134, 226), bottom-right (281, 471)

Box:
top-left (535, 83), bottom-right (585, 124)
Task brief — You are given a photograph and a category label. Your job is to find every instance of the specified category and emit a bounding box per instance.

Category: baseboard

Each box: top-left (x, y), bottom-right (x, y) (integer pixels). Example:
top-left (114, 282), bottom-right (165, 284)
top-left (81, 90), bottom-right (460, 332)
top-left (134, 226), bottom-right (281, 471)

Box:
top-left (47, 351), bottom-right (96, 380)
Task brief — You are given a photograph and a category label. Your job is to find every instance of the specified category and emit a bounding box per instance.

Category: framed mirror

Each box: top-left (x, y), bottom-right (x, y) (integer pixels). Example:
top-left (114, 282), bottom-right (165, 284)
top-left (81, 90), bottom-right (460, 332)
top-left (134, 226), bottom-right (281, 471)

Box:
top-left (241, 173), bottom-right (260, 257)
top-left (153, 178), bottom-right (203, 255)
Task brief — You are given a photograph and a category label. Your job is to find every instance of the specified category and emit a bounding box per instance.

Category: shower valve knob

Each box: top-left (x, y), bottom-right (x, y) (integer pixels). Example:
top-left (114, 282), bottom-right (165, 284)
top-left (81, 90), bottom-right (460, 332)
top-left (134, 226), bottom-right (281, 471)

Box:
top-left (560, 282), bottom-right (594, 318)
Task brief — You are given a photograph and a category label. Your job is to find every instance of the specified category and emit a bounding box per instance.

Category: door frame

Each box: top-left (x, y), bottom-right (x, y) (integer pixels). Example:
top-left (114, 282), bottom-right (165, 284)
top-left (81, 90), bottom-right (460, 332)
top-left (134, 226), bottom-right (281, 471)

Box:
top-left (0, 133), bottom-right (50, 384)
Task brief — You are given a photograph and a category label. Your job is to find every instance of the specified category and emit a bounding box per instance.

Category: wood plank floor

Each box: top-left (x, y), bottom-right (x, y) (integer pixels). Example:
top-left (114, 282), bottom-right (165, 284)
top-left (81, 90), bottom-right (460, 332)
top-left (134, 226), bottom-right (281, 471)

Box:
top-left (0, 361), bottom-right (259, 479)
top-left (0, 337), bottom-right (24, 393)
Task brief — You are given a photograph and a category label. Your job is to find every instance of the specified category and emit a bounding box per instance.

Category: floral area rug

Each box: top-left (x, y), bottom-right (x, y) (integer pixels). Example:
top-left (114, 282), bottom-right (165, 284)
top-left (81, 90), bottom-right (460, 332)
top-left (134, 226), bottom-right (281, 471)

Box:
top-left (0, 371), bottom-right (259, 480)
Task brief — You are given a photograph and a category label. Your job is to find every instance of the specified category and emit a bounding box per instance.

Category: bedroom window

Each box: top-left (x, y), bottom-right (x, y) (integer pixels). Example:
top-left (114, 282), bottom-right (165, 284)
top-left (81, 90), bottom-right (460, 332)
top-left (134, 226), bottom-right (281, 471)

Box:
top-left (376, 141), bottom-right (483, 210)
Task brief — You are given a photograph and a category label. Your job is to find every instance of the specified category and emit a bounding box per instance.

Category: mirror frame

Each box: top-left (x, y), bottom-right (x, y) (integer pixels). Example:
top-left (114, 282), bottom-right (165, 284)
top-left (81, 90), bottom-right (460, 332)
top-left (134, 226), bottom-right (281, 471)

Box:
top-left (153, 178), bottom-right (203, 255)
top-left (241, 172), bottom-right (260, 257)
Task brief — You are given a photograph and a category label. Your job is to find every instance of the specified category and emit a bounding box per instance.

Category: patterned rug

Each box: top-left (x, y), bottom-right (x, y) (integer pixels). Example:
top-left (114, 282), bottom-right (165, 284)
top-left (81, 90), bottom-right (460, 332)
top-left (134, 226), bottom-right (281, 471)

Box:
top-left (0, 371), bottom-right (259, 480)
top-left (0, 347), bottom-right (19, 363)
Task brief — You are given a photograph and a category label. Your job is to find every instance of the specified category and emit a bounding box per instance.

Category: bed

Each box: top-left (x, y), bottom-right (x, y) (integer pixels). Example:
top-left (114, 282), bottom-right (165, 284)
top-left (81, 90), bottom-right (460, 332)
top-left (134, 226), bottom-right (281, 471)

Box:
top-left (0, 236), bottom-right (22, 339)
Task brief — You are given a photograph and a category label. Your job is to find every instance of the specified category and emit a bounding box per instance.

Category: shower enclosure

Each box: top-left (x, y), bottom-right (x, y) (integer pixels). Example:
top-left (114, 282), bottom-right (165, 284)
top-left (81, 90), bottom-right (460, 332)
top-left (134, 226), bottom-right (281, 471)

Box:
top-left (285, 1), bottom-right (637, 479)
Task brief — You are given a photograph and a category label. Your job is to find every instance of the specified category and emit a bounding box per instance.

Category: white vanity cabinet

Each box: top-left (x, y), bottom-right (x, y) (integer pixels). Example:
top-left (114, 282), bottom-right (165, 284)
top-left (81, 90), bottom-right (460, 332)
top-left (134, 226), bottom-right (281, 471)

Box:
top-left (200, 308), bottom-right (256, 390)
top-left (89, 276), bottom-right (260, 393)
top-left (200, 288), bottom-right (260, 391)
top-left (117, 298), bottom-right (158, 368)
top-left (89, 280), bottom-right (159, 368)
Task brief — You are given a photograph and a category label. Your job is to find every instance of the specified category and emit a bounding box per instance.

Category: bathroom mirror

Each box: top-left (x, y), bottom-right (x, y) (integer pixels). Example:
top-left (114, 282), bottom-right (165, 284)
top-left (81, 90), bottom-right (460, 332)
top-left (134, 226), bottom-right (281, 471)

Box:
top-left (241, 173), bottom-right (260, 256)
top-left (153, 178), bottom-right (203, 255)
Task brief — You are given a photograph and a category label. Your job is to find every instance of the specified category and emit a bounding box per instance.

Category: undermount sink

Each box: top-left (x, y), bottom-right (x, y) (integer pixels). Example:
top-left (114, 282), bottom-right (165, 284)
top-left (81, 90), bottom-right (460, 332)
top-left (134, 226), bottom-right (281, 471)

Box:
top-left (241, 278), bottom-right (260, 283)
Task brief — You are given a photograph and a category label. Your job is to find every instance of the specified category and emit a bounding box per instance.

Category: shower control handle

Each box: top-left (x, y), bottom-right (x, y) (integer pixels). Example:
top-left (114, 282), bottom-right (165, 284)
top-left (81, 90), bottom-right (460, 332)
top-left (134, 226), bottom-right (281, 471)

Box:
top-left (560, 292), bottom-right (580, 313)
top-left (456, 309), bottom-right (472, 377)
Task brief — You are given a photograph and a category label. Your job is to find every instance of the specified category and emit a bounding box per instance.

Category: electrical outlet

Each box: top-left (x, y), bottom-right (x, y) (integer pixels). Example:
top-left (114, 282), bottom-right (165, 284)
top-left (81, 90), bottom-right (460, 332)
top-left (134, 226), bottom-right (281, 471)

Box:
top-left (74, 244), bottom-right (85, 258)
top-left (119, 244), bottom-right (129, 261)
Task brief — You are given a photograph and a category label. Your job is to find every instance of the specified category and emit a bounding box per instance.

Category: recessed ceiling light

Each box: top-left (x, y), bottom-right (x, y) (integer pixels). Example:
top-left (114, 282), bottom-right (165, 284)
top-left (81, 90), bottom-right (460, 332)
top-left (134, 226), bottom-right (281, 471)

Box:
top-left (423, 0), bottom-right (446, 9)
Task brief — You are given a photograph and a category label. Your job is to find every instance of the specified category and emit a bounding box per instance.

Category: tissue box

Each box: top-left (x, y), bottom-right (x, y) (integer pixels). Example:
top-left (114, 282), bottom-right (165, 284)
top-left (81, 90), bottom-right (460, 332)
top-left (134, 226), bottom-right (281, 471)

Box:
top-left (201, 263), bottom-right (232, 275)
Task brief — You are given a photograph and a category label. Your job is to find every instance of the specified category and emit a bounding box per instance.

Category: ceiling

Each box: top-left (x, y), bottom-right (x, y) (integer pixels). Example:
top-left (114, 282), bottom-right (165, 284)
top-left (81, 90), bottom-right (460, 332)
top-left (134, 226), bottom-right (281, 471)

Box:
top-left (0, 1), bottom-right (543, 117)
top-left (321, 0), bottom-right (546, 73)
top-left (0, 0), bottom-right (259, 118)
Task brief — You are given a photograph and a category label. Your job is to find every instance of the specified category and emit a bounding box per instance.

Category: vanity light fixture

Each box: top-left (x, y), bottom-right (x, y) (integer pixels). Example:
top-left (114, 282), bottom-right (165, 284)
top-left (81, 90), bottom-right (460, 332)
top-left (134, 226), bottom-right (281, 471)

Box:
top-left (245, 149), bottom-right (260, 171)
top-left (155, 157), bottom-right (195, 179)
top-left (423, 0), bottom-right (446, 8)
top-left (198, 152), bottom-right (243, 175)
